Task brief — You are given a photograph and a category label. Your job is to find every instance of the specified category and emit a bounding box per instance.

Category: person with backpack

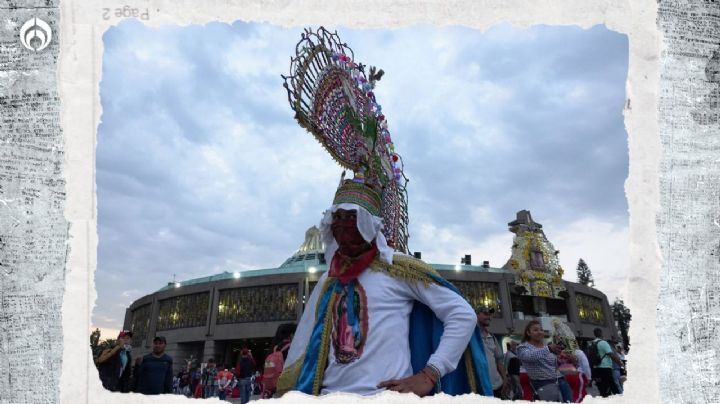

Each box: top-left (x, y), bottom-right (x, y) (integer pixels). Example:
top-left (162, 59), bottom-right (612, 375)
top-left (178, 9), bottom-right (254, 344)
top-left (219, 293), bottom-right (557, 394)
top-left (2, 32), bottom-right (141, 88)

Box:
top-left (588, 328), bottom-right (624, 397)
top-left (96, 330), bottom-right (133, 393)
top-left (261, 323), bottom-right (297, 398)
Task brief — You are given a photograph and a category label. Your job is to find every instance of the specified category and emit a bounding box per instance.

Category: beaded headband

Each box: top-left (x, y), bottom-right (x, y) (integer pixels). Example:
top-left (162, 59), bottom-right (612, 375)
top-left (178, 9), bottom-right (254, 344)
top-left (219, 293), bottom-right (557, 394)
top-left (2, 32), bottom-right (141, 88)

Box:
top-left (332, 180), bottom-right (382, 217)
top-left (282, 27), bottom-right (409, 252)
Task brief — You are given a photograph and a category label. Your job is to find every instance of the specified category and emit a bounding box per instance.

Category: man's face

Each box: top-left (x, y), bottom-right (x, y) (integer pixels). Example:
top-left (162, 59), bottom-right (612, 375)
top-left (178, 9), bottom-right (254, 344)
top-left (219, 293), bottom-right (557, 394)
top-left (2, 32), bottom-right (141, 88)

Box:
top-left (119, 335), bottom-right (132, 346)
top-left (152, 340), bottom-right (166, 354)
top-left (476, 311), bottom-right (492, 327)
top-left (331, 209), bottom-right (369, 257)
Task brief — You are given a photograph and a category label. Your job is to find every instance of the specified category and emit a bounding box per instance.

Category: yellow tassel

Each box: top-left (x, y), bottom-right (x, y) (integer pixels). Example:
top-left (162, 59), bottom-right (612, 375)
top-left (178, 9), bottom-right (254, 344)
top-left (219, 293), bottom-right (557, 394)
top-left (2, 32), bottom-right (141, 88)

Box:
top-left (313, 291), bottom-right (337, 395)
top-left (278, 278), bottom-right (338, 396)
top-left (315, 278), bottom-right (336, 321)
top-left (463, 348), bottom-right (477, 393)
top-left (276, 353), bottom-right (305, 397)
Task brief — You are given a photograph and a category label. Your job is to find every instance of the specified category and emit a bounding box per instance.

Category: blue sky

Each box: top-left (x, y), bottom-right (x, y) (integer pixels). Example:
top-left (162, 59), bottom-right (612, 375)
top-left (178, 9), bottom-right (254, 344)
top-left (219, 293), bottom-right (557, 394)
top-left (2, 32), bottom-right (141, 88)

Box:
top-left (93, 21), bottom-right (629, 335)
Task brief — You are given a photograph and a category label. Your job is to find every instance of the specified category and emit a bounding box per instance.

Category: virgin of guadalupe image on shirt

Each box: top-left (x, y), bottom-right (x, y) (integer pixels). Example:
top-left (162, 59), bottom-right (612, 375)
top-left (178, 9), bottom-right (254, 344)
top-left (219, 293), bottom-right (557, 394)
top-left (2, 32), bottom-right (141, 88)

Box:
top-left (331, 281), bottom-right (368, 364)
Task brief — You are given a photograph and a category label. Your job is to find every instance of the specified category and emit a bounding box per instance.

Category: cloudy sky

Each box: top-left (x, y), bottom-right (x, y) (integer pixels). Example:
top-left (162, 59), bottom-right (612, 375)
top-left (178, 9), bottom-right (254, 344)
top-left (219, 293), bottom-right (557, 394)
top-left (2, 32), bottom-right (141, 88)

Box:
top-left (93, 20), bottom-right (629, 336)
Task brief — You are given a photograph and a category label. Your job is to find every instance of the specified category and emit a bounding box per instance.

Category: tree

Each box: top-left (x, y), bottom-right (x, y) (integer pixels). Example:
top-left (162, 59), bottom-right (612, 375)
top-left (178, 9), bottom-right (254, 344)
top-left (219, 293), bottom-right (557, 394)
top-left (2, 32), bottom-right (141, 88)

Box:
top-left (90, 328), bottom-right (101, 357)
top-left (576, 258), bottom-right (595, 287)
top-left (90, 329), bottom-right (118, 368)
top-left (612, 298), bottom-right (632, 352)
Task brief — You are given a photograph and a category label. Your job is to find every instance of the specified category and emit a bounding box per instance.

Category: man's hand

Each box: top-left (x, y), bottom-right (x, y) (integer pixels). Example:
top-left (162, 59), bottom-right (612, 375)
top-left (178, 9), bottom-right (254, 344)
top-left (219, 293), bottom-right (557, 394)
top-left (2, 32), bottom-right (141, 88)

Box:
top-left (377, 373), bottom-right (434, 397)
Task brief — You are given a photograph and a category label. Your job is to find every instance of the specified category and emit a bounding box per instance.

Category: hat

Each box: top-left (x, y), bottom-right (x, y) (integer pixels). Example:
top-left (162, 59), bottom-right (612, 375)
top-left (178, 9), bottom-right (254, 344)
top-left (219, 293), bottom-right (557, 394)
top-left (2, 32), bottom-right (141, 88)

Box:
top-left (153, 336), bottom-right (166, 343)
top-left (333, 181), bottom-right (382, 217)
top-left (475, 304), bottom-right (496, 314)
top-left (283, 27), bottom-right (409, 253)
top-left (117, 330), bottom-right (133, 338)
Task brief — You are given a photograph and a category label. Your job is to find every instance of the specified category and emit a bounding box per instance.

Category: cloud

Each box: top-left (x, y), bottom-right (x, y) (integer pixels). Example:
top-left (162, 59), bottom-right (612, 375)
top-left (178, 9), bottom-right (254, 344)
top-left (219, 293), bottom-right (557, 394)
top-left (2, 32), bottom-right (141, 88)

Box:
top-left (549, 216), bottom-right (630, 302)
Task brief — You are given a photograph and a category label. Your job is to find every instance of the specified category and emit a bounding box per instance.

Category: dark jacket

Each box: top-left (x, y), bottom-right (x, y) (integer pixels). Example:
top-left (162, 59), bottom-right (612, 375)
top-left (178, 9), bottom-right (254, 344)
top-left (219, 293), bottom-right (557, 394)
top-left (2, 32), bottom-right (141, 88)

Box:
top-left (134, 353), bottom-right (173, 395)
top-left (97, 348), bottom-right (132, 392)
top-left (238, 355), bottom-right (255, 378)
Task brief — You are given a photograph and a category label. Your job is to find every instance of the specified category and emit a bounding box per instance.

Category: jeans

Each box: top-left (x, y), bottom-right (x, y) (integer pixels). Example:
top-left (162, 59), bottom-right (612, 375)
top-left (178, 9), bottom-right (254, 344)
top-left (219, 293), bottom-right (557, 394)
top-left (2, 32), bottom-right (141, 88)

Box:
top-left (239, 377), bottom-right (252, 404)
top-left (612, 368), bottom-right (624, 394)
top-left (203, 384), bottom-right (217, 398)
top-left (594, 367), bottom-right (620, 397)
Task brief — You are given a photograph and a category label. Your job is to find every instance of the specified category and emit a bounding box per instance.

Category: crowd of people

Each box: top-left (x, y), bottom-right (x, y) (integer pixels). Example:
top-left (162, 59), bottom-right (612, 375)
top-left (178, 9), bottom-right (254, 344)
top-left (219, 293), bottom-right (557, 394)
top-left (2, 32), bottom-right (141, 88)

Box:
top-left (97, 312), bottom-right (627, 403)
top-left (96, 323), bottom-right (297, 403)
top-left (96, 185), bottom-right (628, 404)
top-left (169, 351), bottom-right (256, 402)
top-left (477, 305), bottom-right (628, 403)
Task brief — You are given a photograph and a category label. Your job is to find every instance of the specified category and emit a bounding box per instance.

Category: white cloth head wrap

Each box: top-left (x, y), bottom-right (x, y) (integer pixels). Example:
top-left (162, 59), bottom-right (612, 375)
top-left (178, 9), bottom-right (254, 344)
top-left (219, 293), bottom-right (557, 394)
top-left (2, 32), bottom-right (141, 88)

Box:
top-left (319, 203), bottom-right (394, 265)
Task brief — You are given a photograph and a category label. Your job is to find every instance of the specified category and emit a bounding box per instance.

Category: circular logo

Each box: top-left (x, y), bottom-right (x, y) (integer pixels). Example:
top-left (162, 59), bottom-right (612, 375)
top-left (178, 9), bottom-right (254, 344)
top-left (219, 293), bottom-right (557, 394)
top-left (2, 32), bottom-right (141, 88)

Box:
top-left (19, 18), bottom-right (52, 52)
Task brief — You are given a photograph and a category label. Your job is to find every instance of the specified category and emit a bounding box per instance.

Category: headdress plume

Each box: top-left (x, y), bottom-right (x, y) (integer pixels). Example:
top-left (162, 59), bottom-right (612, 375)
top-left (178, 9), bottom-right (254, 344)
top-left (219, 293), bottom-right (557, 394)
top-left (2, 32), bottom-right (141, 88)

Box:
top-left (282, 27), bottom-right (409, 253)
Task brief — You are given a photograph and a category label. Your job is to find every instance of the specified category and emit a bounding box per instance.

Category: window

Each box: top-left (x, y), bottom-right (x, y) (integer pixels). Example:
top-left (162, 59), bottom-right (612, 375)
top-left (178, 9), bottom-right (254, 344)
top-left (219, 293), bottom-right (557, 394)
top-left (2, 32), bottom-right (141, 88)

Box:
top-left (130, 304), bottom-right (151, 346)
top-left (216, 284), bottom-right (298, 324)
top-left (454, 281), bottom-right (502, 318)
top-left (157, 292), bottom-right (209, 330)
top-left (576, 293), bottom-right (605, 325)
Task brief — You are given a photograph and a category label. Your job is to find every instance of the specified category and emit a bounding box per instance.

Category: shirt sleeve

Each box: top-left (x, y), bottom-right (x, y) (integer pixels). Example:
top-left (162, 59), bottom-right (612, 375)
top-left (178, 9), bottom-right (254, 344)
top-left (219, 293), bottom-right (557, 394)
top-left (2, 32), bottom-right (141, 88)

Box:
top-left (406, 281), bottom-right (477, 377)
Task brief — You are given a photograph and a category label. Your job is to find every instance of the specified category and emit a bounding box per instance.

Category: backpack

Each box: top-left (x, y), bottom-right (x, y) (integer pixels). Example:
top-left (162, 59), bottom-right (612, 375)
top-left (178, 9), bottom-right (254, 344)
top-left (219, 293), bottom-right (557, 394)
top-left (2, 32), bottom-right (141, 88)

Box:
top-left (261, 343), bottom-right (290, 394)
top-left (588, 340), bottom-right (607, 368)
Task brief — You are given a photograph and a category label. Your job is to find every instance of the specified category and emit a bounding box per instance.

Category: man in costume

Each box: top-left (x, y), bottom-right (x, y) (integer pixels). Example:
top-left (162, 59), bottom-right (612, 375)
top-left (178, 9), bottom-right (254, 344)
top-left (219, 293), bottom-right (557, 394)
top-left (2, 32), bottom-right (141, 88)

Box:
top-left (276, 27), bottom-right (494, 397)
top-left (277, 182), bottom-right (493, 396)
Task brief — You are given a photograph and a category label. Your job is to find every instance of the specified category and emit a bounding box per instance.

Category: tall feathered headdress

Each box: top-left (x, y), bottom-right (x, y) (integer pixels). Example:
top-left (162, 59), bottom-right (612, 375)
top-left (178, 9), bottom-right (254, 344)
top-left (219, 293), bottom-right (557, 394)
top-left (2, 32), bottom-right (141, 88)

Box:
top-left (282, 27), bottom-right (410, 253)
